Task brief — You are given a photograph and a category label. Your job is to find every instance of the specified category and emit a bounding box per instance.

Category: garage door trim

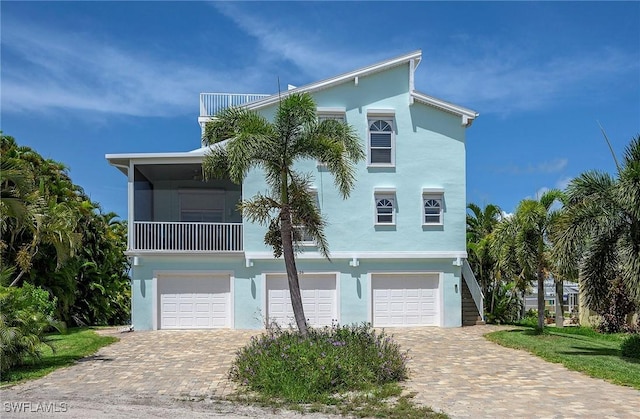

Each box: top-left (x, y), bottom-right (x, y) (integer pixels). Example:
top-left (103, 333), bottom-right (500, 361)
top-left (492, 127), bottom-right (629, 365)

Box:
top-left (152, 270), bottom-right (234, 330)
top-left (263, 272), bottom-right (340, 328)
top-left (369, 271), bottom-right (442, 327)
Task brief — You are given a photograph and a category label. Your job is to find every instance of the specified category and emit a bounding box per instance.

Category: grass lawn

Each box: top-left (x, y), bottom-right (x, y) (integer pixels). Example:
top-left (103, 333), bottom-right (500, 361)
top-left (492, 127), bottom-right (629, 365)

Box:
top-left (485, 326), bottom-right (640, 389)
top-left (1, 328), bottom-right (118, 386)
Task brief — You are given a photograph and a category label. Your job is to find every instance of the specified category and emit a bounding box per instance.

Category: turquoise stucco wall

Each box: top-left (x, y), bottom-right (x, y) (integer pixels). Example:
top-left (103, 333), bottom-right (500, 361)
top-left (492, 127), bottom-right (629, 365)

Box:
top-left (242, 63), bottom-right (467, 255)
top-left (131, 255), bottom-right (461, 330)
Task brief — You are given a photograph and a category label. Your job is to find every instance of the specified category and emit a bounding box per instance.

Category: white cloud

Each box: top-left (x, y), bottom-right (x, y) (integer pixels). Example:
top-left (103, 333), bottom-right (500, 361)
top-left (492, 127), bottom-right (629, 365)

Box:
top-left (1, 18), bottom-right (255, 117)
top-left (420, 47), bottom-right (639, 114)
top-left (212, 3), bottom-right (385, 81)
top-left (555, 176), bottom-right (573, 191)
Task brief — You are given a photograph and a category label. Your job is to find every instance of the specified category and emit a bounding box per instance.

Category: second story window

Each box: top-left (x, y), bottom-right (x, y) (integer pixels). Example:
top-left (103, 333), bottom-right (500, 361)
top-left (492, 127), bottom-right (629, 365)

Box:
top-left (423, 195), bottom-right (443, 225)
top-left (375, 194), bottom-right (395, 225)
top-left (368, 119), bottom-right (394, 166)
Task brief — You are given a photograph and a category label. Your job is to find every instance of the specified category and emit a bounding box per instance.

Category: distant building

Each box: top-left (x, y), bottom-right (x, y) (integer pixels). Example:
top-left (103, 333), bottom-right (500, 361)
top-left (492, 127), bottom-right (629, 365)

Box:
top-left (524, 279), bottom-right (579, 315)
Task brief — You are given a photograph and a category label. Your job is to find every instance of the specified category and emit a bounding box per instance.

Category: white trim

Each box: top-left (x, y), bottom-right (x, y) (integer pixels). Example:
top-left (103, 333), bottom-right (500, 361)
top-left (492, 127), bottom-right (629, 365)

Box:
top-left (374, 192), bottom-right (396, 226)
top-left (317, 107), bottom-right (346, 114)
top-left (422, 187), bottom-right (445, 194)
top-left (369, 271), bottom-right (443, 327)
top-left (245, 250), bottom-right (467, 260)
top-left (125, 250), bottom-right (245, 257)
top-left (423, 192), bottom-right (444, 226)
top-left (127, 160), bottom-right (134, 251)
top-left (368, 117), bottom-right (396, 167)
top-left (243, 50), bottom-right (423, 111)
top-left (374, 187), bottom-right (396, 193)
top-left (410, 91), bottom-right (478, 127)
top-left (153, 270), bottom-right (234, 330)
top-left (366, 108), bottom-right (396, 116)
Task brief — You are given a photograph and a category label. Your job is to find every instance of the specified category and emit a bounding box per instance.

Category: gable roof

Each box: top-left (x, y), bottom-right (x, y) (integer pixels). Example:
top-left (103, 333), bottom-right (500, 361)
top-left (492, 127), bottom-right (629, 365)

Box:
top-left (228, 49), bottom-right (478, 127)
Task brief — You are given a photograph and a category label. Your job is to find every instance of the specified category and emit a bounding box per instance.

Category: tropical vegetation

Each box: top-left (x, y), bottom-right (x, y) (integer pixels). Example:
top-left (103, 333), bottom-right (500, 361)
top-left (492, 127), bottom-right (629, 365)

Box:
top-left (468, 135), bottom-right (640, 332)
top-left (202, 93), bottom-right (364, 335)
top-left (1, 134), bottom-right (129, 374)
top-left (552, 135), bottom-right (640, 332)
top-left (1, 328), bottom-right (118, 384)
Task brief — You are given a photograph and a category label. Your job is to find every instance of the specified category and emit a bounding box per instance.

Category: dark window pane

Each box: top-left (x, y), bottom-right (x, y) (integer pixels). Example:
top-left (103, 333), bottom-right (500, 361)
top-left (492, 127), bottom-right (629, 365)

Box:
top-left (371, 149), bottom-right (391, 164)
top-left (370, 133), bottom-right (391, 147)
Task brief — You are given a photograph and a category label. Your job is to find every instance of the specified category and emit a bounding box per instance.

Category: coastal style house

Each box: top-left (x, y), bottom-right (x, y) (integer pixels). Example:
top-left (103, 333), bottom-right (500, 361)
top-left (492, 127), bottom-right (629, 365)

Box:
top-left (106, 50), bottom-right (484, 330)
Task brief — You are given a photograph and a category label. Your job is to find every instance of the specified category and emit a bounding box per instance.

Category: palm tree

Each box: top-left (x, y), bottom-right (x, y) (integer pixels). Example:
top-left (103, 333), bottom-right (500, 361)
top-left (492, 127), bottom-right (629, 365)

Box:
top-left (553, 136), bottom-right (640, 322)
top-left (202, 93), bottom-right (364, 335)
top-left (466, 203), bottom-right (502, 299)
top-left (492, 190), bottom-right (565, 329)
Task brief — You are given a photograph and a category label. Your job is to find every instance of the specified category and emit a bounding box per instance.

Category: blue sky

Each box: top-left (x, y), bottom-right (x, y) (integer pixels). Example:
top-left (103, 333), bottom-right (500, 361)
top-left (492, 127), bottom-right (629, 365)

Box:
top-left (2, 1), bottom-right (639, 219)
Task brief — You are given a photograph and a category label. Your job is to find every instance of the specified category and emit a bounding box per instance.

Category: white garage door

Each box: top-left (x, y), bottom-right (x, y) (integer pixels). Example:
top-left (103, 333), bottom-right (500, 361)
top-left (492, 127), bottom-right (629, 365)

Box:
top-left (372, 273), bottom-right (440, 327)
top-left (158, 274), bottom-right (230, 329)
top-left (267, 274), bottom-right (336, 327)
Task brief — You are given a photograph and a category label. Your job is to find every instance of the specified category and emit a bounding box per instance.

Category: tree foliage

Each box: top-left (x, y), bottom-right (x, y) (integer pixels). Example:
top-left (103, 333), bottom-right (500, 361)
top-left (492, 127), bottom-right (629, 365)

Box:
top-left (202, 93), bottom-right (364, 335)
top-left (1, 134), bottom-right (130, 326)
top-left (553, 135), bottom-right (640, 327)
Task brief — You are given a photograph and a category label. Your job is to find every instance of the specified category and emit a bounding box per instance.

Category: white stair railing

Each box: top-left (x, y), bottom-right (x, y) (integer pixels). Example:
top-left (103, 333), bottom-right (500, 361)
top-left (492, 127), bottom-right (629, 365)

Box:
top-left (133, 222), bottom-right (242, 252)
top-left (462, 259), bottom-right (484, 321)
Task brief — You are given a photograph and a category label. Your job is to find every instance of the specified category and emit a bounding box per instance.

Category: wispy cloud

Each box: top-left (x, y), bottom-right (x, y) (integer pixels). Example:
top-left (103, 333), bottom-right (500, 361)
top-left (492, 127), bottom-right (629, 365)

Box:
top-left (422, 46), bottom-right (639, 113)
top-left (1, 17), bottom-right (255, 117)
top-left (497, 158), bottom-right (568, 175)
top-left (212, 3), bottom-right (385, 82)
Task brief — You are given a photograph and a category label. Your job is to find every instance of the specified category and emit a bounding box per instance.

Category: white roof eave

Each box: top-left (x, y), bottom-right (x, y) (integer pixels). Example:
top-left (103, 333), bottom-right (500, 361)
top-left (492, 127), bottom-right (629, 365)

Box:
top-left (244, 50), bottom-right (423, 111)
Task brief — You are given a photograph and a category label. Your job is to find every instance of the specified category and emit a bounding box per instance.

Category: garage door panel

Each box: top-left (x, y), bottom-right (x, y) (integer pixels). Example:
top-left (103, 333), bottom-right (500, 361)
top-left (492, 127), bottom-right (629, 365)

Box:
top-left (372, 274), bottom-right (440, 327)
top-left (159, 275), bottom-right (230, 329)
top-left (267, 274), bottom-right (337, 327)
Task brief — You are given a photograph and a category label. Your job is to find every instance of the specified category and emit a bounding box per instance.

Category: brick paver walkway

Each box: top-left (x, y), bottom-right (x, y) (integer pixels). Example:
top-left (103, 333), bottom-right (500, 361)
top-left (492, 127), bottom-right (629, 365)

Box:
top-left (1, 326), bottom-right (639, 418)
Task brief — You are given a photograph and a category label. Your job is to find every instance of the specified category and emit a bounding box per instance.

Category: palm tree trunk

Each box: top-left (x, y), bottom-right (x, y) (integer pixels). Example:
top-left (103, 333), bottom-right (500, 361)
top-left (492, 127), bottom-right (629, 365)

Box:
top-left (555, 280), bottom-right (564, 328)
top-left (280, 207), bottom-right (308, 336)
top-left (537, 268), bottom-right (545, 330)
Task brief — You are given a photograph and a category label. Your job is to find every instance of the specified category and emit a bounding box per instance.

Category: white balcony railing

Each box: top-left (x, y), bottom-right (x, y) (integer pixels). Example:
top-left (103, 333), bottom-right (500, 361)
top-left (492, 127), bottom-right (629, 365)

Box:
top-left (133, 222), bottom-right (243, 252)
top-left (199, 93), bottom-right (270, 117)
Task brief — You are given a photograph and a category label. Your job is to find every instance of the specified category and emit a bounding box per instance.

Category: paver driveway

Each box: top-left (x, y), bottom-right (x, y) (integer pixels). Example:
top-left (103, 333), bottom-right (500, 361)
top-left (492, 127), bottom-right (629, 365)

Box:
top-left (2, 326), bottom-right (639, 418)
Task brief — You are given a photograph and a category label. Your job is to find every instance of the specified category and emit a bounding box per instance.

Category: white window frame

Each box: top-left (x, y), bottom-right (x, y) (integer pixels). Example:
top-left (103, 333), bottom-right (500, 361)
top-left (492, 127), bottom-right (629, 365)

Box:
top-left (367, 111), bottom-right (395, 167)
top-left (374, 190), bottom-right (396, 225)
top-left (422, 189), bottom-right (444, 225)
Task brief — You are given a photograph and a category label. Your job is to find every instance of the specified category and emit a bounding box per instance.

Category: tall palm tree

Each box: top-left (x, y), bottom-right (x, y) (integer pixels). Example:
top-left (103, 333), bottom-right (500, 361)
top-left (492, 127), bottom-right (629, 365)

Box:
top-left (466, 203), bottom-right (502, 297)
top-left (202, 93), bottom-right (364, 335)
top-left (553, 136), bottom-right (640, 319)
top-left (492, 190), bottom-right (565, 329)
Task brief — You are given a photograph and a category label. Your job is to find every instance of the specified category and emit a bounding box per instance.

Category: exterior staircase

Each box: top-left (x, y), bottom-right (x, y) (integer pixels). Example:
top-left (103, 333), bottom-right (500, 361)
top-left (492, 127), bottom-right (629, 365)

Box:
top-left (461, 259), bottom-right (485, 326)
top-left (462, 279), bottom-right (485, 326)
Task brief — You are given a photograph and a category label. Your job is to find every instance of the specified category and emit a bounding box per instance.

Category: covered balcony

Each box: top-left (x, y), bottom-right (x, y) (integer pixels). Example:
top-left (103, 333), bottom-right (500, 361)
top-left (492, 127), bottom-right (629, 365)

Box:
top-left (132, 162), bottom-right (243, 253)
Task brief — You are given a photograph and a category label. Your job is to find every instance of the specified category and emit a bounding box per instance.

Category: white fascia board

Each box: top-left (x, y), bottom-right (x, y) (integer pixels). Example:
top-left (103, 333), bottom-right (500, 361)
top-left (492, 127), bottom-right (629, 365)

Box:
top-left (317, 107), bottom-right (346, 114)
top-left (244, 250), bottom-right (467, 260)
top-left (411, 91), bottom-right (479, 126)
top-left (374, 187), bottom-right (397, 193)
top-left (367, 108), bottom-right (396, 116)
top-left (244, 50), bottom-right (423, 111)
top-left (422, 187), bottom-right (445, 194)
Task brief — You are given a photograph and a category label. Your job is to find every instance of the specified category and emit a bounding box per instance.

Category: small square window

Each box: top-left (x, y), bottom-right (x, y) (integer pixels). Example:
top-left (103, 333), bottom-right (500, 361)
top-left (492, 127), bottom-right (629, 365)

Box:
top-left (375, 194), bottom-right (395, 225)
top-left (423, 194), bottom-right (443, 225)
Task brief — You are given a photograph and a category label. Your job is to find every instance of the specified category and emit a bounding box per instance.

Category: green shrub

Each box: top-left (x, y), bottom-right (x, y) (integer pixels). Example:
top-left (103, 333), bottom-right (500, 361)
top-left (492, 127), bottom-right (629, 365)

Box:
top-left (229, 323), bottom-right (408, 403)
top-left (0, 285), bottom-right (64, 373)
top-left (621, 334), bottom-right (640, 359)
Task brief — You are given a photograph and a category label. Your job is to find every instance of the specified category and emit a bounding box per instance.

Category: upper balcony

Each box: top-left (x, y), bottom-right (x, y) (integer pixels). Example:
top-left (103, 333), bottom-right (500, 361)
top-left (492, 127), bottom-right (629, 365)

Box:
top-left (132, 162), bottom-right (243, 253)
top-left (199, 93), bottom-right (270, 118)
